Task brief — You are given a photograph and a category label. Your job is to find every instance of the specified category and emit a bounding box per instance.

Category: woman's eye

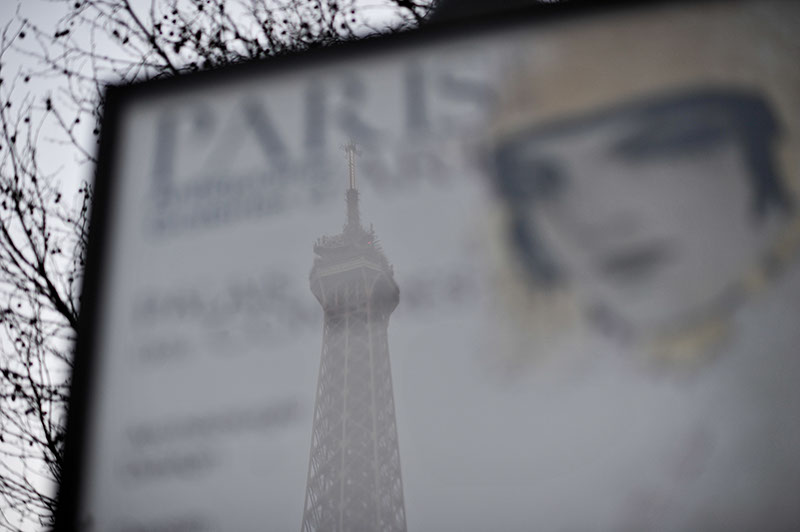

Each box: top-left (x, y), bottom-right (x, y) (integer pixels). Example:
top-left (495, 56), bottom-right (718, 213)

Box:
top-left (495, 146), bottom-right (564, 202)
top-left (504, 156), bottom-right (564, 202)
top-left (525, 160), bottom-right (564, 200)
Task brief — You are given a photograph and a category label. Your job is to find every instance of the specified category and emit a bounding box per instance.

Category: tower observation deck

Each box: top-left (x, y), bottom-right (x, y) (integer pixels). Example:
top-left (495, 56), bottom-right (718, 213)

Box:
top-left (301, 144), bottom-right (407, 532)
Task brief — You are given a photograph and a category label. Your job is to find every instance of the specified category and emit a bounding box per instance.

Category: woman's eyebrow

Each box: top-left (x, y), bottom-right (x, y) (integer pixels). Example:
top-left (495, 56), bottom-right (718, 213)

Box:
top-left (610, 111), bottom-right (730, 160)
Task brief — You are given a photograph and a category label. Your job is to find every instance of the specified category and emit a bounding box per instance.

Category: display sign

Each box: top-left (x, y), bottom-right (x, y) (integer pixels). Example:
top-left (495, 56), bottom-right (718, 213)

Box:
top-left (57, 1), bottom-right (800, 530)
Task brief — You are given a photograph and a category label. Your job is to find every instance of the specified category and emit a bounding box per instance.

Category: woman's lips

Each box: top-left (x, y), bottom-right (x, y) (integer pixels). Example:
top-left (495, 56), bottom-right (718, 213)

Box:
top-left (597, 239), bottom-right (675, 284)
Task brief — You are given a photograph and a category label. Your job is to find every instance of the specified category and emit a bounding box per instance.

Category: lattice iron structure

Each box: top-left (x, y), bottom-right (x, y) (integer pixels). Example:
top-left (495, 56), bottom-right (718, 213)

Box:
top-left (301, 146), bottom-right (407, 532)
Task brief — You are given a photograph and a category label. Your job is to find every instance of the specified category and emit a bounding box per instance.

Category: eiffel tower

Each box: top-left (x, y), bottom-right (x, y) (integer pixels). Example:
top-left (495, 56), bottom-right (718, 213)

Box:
top-left (301, 144), bottom-right (407, 532)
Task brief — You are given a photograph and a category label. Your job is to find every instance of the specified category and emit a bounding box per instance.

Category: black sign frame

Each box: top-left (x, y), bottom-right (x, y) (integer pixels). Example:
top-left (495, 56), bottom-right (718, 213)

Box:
top-left (53, 1), bottom-right (707, 529)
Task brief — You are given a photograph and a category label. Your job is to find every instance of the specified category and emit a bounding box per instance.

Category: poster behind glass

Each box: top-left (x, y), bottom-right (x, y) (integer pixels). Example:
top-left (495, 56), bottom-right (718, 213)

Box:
top-left (70, 1), bottom-right (800, 530)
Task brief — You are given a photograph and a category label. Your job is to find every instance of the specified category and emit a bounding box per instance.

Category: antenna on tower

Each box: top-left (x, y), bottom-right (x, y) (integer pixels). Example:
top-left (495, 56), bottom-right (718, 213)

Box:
top-left (342, 141), bottom-right (360, 190)
top-left (341, 141), bottom-right (362, 231)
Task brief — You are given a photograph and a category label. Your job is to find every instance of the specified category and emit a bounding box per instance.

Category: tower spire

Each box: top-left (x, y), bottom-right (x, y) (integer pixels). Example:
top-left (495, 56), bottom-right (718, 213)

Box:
top-left (345, 141), bottom-right (357, 190)
top-left (305, 144), bottom-right (405, 532)
top-left (343, 141), bottom-right (361, 231)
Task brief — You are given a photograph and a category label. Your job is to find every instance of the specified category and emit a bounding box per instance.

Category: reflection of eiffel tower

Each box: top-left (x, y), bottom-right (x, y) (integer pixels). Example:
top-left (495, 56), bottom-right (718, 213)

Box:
top-left (301, 144), bottom-right (407, 532)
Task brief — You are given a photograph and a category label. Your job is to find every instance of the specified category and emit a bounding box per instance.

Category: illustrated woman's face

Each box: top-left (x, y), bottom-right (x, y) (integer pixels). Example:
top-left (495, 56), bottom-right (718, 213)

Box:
top-left (495, 98), bottom-right (783, 336)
